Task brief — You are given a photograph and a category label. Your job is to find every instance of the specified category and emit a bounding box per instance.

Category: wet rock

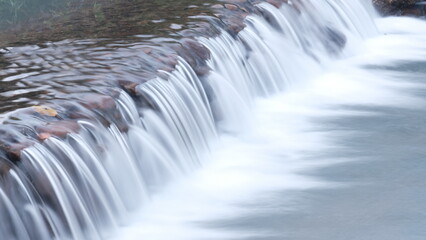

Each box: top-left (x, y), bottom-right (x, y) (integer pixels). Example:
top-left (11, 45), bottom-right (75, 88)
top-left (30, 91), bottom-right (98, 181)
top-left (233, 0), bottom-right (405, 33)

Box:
top-left (323, 26), bottom-right (347, 54)
top-left (118, 80), bottom-right (140, 96)
top-left (32, 106), bottom-right (58, 117)
top-left (181, 39), bottom-right (210, 60)
top-left (177, 38), bottom-right (212, 76)
top-left (0, 128), bottom-right (35, 163)
top-left (194, 65), bottom-right (211, 76)
top-left (4, 141), bottom-right (34, 162)
top-left (221, 14), bottom-right (248, 37)
top-left (266, 0), bottom-right (286, 8)
top-left (225, 4), bottom-right (239, 11)
top-left (155, 55), bottom-right (179, 71)
top-left (79, 94), bottom-right (116, 111)
top-left (59, 102), bottom-right (96, 121)
top-left (35, 120), bottom-right (80, 140)
top-left (373, 0), bottom-right (423, 16)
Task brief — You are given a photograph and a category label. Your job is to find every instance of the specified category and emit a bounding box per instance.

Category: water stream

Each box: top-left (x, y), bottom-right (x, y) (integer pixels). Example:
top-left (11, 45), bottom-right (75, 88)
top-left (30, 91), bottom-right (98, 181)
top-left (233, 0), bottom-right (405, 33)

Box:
top-left (1, 0), bottom-right (426, 239)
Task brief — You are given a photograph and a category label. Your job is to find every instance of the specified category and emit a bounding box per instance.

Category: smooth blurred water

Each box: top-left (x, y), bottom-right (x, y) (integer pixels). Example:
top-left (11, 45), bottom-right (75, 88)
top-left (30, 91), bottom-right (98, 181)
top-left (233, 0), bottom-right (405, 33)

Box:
top-left (114, 14), bottom-right (426, 240)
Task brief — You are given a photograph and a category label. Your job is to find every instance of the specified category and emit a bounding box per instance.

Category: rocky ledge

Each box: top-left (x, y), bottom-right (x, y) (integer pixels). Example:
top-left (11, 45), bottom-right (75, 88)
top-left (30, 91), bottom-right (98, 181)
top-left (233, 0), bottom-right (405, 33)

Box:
top-left (0, 0), bottom-right (291, 165)
top-left (0, 0), bottom-right (347, 166)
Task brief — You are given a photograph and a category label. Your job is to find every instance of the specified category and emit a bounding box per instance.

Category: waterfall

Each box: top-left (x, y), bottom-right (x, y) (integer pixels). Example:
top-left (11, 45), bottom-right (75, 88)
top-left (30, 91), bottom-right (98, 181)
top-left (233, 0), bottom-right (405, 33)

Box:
top-left (0, 0), bottom-right (381, 239)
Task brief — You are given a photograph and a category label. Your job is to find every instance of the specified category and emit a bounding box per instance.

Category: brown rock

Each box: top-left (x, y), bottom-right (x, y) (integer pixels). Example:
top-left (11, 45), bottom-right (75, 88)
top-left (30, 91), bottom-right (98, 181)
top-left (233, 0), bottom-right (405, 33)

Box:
top-left (35, 120), bottom-right (80, 139)
top-left (1, 140), bottom-right (34, 163)
top-left (266, 0), bottom-right (285, 8)
top-left (181, 38), bottom-right (211, 60)
top-left (79, 94), bottom-right (116, 111)
top-left (118, 80), bottom-right (139, 95)
top-left (225, 4), bottom-right (239, 11)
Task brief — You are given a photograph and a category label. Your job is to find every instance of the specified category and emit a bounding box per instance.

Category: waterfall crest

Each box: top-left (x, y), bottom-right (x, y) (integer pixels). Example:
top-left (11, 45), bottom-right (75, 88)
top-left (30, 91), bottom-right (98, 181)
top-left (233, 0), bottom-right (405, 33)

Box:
top-left (0, 1), bottom-right (378, 239)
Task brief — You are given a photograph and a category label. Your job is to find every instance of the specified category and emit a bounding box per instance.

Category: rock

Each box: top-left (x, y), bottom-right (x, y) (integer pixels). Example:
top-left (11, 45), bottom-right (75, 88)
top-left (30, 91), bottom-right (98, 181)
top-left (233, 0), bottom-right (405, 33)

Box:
top-left (32, 106), bottom-right (58, 117)
top-left (0, 128), bottom-right (35, 163)
top-left (155, 55), bottom-right (178, 70)
top-left (118, 80), bottom-right (139, 95)
top-left (79, 94), bottom-right (116, 111)
top-left (373, 0), bottom-right (423, 16)
top-left (5, 141), bottom-right (34, 162)
top-left (60, 102), bottom-right (96, 121)
top-left (225, 4), bottom-right (239, 11)
top-left (266, 0), bottom-right (286, 8)
top-left (35, 120), bottom-right (80, 140)
top-left (181, 39), bottom-right (211, 60)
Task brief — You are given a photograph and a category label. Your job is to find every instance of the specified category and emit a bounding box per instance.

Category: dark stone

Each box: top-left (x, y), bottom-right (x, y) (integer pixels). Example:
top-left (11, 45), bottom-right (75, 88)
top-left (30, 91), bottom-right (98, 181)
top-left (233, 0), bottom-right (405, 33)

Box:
top-left (0, 128), bottom-right (35, 163)
top-left (373, 0), bottom-right (423, 16)
top-left (118, 80), bottom-right (140, 96)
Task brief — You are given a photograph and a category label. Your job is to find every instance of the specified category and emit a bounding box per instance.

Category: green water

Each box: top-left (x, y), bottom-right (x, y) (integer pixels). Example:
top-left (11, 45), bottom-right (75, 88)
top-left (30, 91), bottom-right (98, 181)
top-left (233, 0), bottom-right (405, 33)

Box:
top-left (0, 0), bottom-right (217, 47)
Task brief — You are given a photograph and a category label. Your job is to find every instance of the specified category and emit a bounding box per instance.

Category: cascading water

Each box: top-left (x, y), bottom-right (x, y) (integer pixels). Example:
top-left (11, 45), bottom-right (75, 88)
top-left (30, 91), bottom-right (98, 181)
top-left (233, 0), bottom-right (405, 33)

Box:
top-left (1, 0), bottom-right (425, 239)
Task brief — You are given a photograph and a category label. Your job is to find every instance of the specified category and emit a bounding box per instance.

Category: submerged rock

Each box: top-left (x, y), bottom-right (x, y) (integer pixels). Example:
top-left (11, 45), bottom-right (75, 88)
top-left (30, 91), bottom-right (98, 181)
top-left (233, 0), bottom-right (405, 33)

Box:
top-left (35, 120), bottom-right (80, 140)
top-left (323, 27), bottom-right (347, 54)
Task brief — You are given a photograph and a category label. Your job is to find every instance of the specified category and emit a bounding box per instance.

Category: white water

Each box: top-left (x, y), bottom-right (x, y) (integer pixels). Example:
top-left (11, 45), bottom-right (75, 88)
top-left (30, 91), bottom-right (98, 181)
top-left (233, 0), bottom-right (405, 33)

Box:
top-left (1, 0), bottom-right (426, 239)
top-left (114, 3), bottom-right (426, 240)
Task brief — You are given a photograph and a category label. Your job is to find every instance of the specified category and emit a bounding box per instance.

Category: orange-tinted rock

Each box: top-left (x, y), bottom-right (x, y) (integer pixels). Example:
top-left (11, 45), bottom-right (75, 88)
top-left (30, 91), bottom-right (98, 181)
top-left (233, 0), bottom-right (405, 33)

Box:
top-left (38, 132), bottom-right (52, 141)
top-left (32, 106), bottom-right (58, 117)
